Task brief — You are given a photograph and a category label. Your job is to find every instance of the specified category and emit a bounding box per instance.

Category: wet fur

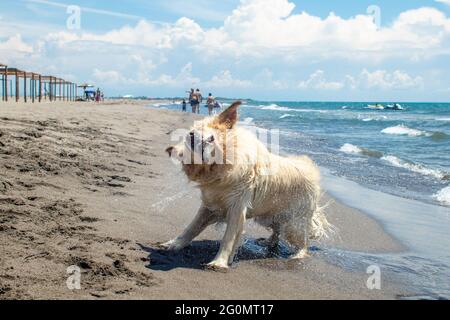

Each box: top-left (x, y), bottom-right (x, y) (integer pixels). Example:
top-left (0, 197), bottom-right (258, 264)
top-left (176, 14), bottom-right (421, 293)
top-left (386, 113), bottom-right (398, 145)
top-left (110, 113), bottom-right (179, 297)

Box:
top-left (162, 101), bottom-right (331, 271)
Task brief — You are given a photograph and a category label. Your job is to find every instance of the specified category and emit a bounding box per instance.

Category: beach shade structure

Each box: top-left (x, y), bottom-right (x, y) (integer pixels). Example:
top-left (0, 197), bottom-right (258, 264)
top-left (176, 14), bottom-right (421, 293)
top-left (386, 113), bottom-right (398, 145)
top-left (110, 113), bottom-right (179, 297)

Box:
top-left (0, 64), bottom-right (78, 103)
top-left (0, 63), bottom-right (7, 102)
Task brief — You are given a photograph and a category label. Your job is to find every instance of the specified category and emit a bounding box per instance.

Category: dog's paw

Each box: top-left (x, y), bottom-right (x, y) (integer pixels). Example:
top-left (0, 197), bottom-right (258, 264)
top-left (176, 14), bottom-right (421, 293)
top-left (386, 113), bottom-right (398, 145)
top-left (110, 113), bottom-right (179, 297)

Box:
top-left (289, 249), bottom-right (310, 260)
top-left (204, 261), bottom-right (230, 273)
top-left (155, 240), bottom-right (184, 251)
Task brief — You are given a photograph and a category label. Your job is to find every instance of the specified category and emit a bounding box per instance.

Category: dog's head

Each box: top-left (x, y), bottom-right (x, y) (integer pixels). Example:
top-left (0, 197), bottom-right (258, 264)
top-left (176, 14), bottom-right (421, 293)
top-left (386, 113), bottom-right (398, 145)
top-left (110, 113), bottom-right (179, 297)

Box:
top-left (166, 101), bottom-right (241, 179)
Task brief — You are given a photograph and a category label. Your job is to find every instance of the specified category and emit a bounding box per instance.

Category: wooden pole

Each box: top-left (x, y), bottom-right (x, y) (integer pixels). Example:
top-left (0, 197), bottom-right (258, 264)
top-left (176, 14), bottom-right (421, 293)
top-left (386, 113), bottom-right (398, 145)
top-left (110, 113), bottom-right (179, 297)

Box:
top-left (39, 75), bottom-right (42, 102)
top-left (31, 75), bottom-right (34, 103)
top-left (5, 67), bottom-right (8, 102)
top-left (15, 70), bottom-right (19, 102)
top-left (1, 68), bottom-right (3, 102)
top-left (24, 73), bottom-right (27, 103)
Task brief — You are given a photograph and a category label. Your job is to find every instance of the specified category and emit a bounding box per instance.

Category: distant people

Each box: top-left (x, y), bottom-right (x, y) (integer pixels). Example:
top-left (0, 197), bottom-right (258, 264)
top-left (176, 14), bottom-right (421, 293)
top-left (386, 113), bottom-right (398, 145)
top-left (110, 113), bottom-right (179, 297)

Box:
top-left (214, 100), bottom-right (222, 114)
top-left (206, 93), bottom-right (215, 116)
top-left (195, 89), bottom-right (202, 114)
top-left (95, 88), bottom-right (101, 102)
top-left (182, 99), bottom-right (187, 112)
top-left (189, 88), bottom-right (197, 113)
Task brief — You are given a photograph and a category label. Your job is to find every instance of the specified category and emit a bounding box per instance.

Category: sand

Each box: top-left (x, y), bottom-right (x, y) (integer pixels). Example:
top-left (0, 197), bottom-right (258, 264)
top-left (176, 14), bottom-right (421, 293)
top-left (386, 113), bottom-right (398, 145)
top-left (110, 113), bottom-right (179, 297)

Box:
top-left (0, 100), bottom-right (406, 300)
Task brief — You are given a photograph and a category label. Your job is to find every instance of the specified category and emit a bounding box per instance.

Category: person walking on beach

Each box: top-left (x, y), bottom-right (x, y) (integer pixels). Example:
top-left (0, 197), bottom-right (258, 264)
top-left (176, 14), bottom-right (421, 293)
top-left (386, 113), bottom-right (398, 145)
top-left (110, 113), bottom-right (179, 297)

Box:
top-left (189, 89), bottom-right (197, 113)
top-left (206, 93), bottom-right (215, 116)
top-left (182, 99), bottom-right (187, 112)
top-left (195, 89), bottom-right (202, 114)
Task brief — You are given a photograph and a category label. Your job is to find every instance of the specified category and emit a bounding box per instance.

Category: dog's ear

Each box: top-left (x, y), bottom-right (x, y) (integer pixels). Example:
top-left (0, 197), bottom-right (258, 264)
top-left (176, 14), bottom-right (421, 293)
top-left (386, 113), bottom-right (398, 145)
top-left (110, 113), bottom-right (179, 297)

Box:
top-left (217, 101), bottom-right (241, 129)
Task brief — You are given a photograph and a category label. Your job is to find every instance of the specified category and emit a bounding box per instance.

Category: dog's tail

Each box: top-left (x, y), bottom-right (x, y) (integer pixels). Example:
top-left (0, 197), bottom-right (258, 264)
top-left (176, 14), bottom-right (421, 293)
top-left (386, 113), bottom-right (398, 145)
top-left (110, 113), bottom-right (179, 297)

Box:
top-left (310, 200), bottom-right (335, 241)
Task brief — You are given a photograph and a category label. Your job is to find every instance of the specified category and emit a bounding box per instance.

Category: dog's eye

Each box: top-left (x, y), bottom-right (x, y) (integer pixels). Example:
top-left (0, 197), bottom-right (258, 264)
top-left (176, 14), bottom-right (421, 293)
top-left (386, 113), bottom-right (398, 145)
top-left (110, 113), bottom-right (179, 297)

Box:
top-left (206, 135), bottom-right (215, 143)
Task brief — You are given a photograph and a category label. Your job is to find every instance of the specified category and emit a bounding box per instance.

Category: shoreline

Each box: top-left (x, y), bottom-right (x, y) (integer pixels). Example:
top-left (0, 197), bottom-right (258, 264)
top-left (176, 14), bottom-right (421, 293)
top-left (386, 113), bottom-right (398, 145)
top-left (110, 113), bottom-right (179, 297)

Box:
top-left (0, 101), bottom-right (408, 299)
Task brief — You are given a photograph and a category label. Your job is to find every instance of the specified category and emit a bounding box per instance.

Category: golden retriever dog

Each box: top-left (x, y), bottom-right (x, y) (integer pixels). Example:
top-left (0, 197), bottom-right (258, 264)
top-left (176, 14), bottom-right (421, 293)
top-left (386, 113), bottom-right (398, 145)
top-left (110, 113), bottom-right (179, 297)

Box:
top-left (162, 101), bottom-right (330, 271)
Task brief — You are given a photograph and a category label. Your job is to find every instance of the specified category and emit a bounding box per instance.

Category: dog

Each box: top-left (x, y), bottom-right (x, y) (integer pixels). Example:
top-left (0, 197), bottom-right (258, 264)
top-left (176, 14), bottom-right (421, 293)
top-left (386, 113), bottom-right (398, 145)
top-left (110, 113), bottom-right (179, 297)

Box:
top-left (161, 101), bottom-right (331, 271)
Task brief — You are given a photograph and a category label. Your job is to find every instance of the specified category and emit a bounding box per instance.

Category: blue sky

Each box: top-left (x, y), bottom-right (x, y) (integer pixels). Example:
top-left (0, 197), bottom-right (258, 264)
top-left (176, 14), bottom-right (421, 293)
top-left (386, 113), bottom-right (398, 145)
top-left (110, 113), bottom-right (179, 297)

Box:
top-left (1, 0), bottom-right (450, 101)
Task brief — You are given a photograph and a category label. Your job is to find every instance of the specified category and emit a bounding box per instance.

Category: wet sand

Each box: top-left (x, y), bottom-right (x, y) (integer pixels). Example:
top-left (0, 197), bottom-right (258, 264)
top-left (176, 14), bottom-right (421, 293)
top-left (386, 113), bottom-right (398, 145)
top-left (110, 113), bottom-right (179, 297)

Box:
top-left (0, 100), bottom-right (406, 299)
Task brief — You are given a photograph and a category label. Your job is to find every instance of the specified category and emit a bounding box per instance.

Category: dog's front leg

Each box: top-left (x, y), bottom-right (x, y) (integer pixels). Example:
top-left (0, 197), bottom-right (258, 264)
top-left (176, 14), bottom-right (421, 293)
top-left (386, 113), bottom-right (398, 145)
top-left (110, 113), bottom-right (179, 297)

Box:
top-left (206, 204), bottom-right (247, 272)
top-left (159, 205), bottom-right (217, 251)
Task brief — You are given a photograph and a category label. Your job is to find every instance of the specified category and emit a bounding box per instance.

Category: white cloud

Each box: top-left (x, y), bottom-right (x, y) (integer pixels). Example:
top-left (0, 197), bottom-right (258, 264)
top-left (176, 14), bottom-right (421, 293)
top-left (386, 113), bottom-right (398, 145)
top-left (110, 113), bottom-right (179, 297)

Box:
top-left (0, 34), bottom-right (33, 53)
top-left (357, 69), bottom-right (424, 89)
top-left (436, 0), bottom-right (450, 6)
top-left (93, 69), bottom-right (125, 83)
top-left (298, 69), bottom-right (423, 91)
top-left (92, 62), bottom-right (201, 88)
top-left (298, 70), bottom-right (344, 90)
top-left (206, 70), bottom-right (252, 88)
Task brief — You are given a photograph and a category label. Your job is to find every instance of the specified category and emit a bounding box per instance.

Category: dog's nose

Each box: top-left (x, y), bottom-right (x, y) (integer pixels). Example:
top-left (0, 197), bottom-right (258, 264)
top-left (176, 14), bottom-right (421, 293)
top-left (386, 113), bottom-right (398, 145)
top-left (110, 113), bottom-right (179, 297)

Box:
top-left (166, 146), bottom-right (174, 157)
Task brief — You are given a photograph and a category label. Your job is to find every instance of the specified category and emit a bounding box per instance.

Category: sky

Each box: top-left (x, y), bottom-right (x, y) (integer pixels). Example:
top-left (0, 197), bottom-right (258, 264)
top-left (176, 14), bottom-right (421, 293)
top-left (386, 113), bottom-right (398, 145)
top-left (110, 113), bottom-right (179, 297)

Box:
top-left (1, 0), bottom-right (450, 101)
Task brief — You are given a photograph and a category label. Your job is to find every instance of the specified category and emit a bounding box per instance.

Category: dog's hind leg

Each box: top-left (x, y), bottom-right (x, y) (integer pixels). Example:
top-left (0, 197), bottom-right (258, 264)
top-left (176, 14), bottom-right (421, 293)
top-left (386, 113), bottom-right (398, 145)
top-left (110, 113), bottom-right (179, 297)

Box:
top-left (159, 205), bottom-right (217, 251)
top-left (283, 214), bottom-right (312, 260)
top-left (256, 223), bottom-right (280, 253)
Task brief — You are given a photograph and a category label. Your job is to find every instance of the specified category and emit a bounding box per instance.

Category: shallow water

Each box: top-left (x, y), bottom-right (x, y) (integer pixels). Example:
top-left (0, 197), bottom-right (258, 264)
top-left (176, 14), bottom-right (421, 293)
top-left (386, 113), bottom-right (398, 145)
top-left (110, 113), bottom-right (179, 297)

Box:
top-left (322, 170), bottom-right (450, 299)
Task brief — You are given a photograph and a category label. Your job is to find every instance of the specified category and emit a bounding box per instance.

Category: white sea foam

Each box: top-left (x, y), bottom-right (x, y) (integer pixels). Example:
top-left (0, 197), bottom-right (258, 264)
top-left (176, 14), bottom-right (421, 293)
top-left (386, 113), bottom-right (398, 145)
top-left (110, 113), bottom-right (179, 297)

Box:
top-left (436, 118), bottom-right (450, 122)
top-left (381, 155), bottom-right (446, 179)
top-left (260, 104), bottom-right (290, 111)
top-left (433, 186), bottom-right (450, 205)
top-left (361, 116), bottom-right (387, 122)
top-left (280, 114), bottom-right (294, 119)
top-left (260, 104), bottom-right (328, 113)
top-left (340, 143), bottom-right (363, 155)
top-left (241, 117), bottom-right (254, 124)
top-left (340, 143), bottom-right (383, 158)
top-left (381, 125), bottom-right (426, 137)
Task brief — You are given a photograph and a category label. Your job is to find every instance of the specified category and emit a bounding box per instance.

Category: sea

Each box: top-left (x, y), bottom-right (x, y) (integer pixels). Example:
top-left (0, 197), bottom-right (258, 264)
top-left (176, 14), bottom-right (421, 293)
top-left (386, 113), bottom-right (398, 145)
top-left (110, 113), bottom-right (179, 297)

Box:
top-left (149, 99), bottom-right (450, 299)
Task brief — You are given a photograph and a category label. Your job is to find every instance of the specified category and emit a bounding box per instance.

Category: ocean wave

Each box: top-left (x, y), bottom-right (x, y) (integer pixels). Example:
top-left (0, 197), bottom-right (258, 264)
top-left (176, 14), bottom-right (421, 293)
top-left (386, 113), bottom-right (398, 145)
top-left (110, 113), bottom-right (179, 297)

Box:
top-left (280, 114), bottom-right (294, 119)
top-left (340, 143), bottom-right (383, 158)
top-left (433, 186), bottom-right (450, 205)
top-left (260, 104), bottom-right (290, 111)
top-left (340, 143), bottom-right (362, 154)
top-left (360, 115), bottom-right (388, 122)
top-left (381, 125), bottom-right (426, 137)
top-left (242, 117), bottom-right (254, 124)
top-left (381, 125), bottom-right (449, 141)
top-left (381, 155), bottom-right (447, 180)
top-left (259, 104), bottom-right (328, 113)
top-left (436, 118), bottom-right (450, 122)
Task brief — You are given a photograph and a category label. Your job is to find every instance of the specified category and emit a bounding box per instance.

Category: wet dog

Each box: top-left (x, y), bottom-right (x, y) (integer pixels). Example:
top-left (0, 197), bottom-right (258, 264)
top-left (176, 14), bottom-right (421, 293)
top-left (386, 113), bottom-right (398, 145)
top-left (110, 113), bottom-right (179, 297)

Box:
top-left (162, 101), bottom-right (331, 271)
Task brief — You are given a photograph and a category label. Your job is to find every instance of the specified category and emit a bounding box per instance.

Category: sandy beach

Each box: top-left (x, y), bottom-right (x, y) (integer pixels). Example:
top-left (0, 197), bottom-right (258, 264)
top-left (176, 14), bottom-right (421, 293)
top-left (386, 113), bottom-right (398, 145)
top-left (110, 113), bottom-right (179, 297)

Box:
top-left (0, 100), bottom-right (407, 300)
